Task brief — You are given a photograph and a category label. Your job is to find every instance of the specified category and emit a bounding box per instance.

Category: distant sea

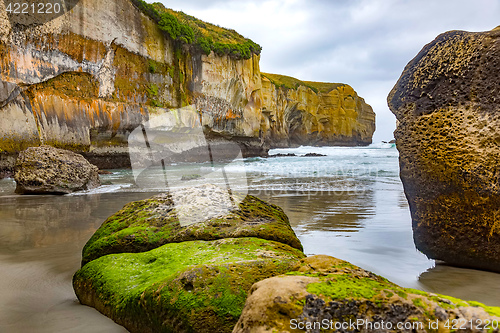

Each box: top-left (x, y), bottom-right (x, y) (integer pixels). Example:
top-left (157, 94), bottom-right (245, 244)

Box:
top-left (0, 143), bottom-right (499, 332)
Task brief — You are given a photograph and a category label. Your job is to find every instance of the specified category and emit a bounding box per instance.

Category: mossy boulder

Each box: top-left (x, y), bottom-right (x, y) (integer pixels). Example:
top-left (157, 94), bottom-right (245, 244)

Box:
top-left (388, 26), bottom-right (500, 272)
top-left (14, 145), bottom-right (100, 194)
top-left (234, 255), bottom-right (500, 332)
top-left (81, 186), bottom-right (302, 266)
top-left (73, 237), bottom-right (305, 333)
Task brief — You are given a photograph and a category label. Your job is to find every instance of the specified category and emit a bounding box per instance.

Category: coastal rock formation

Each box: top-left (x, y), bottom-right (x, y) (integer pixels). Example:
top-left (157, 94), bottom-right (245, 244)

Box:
top-left (234, 255), bottom-right (500, 333)
top-left (14, 145), bottom-right (100, 194)
top-left (0, 0), bottom-right (374, 174)
top-left (81, 184), bottom-right (302, 265)
top-left (261, 73), bottom-right (375, 147)
top-left (0, 0), bottom-right (265, 165)
top-left (388, 26), bottom-right (500, 272)
top-left (74, 238), bottom-right (304, 333)
top-left (73, 185), bottom-right (305, 332)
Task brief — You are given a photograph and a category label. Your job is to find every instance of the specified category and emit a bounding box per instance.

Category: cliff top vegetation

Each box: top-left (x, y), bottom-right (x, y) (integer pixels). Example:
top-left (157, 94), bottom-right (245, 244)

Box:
top-left (131, 0), bottom-right (262, 60)
top-left (262, 73), bottom-right (346, 94)
top-left (304, 80), bottom-right (346, 94)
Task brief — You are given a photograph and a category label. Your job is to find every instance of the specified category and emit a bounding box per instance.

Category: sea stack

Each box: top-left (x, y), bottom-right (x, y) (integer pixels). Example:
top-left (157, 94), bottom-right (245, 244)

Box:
top-left (388, 26), bottom-right (500, 272)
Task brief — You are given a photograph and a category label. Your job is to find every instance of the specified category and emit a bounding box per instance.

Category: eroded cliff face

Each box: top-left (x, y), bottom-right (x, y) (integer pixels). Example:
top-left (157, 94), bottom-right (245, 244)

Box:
top-left (0, 0), bottom-right (374, 172)
top-left (0, 0), bottom-right (266, 167)
top-left (261, 74), bottom-right (375, 147)
top-left (194, 52), bottom-right (265, 156)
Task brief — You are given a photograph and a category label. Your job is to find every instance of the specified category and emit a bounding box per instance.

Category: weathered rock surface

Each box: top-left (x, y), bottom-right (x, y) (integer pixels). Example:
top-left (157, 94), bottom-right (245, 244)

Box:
top-left (303, 153), bottom-right (327, 157)
top-left (234, 255), bottom-right (500, 333)
top-left (388, 26), bottom-right (500, 272)
top-left (0, 0), bottom-right (266, 163)
top-left (0, 0), bottom-right (374, 174)
top-left (14, 145), bottom-right (100, 194)
top-left (81, 184), bottom-right (302, 265)
top-left (74, 186), bottom-right (305, 333)
top-left (0, 152), bottom-right (15, 179)
top-left (261, 73), bottom-right (375, 147)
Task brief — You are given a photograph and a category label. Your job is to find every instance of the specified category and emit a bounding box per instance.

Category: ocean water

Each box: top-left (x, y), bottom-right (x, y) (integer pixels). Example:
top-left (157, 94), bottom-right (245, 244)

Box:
top-left (0, 144), bottom-right (499, 332)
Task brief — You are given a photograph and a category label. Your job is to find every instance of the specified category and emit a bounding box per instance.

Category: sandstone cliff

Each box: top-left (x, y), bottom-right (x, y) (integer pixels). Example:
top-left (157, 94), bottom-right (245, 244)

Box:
top-left (388, 26), bottom-right (500, 272)
top-left (261, 73), bottom-right (375, 147)
top-left (0, 0), bottom-right (374, 173)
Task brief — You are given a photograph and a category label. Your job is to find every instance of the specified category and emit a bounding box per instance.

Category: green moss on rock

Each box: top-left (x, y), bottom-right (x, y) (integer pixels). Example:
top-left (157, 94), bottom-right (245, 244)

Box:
top-left (306, 275), bottom-right (391, 301)
top-left (73, 237), bottom-right (304, 333)
top-left (26, 71), bottom-right (99, 102)
top-left (81, 190), bottom-right (302, 266)
top-left (261, 72), bottom-right (320, 93)
top-left (234, 255), bottom-right (500, 332)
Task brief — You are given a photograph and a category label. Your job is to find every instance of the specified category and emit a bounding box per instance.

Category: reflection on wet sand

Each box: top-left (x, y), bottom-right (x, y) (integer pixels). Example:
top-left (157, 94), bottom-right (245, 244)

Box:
top-left (256, 185), bottom-right (436, 290)
top-left (419, 264), bottom-right (500, 307)
top-left (0, 192), bottom-right (154, 333)
top-left (254, 190), bottom-right (374, 232)
top-left (0, 195), bottom-right (102, 253)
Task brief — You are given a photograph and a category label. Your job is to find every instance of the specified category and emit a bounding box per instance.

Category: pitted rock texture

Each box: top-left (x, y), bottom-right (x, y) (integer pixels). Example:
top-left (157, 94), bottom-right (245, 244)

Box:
top-left (233, 255), bottom-right (500, 333)
top-left (388, 26), bottom-right (500, 272)
top-left (14, 145), bottom-right (100, 194)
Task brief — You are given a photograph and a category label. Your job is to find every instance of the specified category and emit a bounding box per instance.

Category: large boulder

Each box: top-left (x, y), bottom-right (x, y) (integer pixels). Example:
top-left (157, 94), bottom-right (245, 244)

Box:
top-left (74, 238), bottom-right (304, 333)
top-left (234, 255), bottom-right (500, 333)
top-left (74, 185), bottom-right (305, 332)
top-left (81, 184), bottom-right (302, 266)
top-left (14, 145), bottom-right (100, 194)
top-left (387, 26), bottom-right (500, 272)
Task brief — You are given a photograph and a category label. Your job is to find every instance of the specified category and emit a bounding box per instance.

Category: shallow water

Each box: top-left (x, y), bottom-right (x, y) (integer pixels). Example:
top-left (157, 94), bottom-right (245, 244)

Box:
top-left (0, 144), bottom-right (499, 332)
top-left (0, 192), bottom-right (154, 332)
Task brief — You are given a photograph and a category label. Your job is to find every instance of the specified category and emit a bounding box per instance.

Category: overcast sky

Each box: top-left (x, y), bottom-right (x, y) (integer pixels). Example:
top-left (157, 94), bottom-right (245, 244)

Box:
top-left (158, 0), bottom-right (500, 142)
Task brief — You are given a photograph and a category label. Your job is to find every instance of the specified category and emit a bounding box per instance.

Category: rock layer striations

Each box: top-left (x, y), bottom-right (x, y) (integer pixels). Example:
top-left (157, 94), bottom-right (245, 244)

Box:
top-left (261, 73), bottom-right (375, 147)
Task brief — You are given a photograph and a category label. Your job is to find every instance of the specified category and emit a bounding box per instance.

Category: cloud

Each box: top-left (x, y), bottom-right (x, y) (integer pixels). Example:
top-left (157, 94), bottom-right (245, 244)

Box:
top-left (158, 0), bottom-right (500, 141)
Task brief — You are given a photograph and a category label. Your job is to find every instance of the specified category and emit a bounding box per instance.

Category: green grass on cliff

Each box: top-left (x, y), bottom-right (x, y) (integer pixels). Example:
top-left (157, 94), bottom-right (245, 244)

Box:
top-left (262, 73), bottom-right (348, 94)
top-left (131, 0), bottom-right (261, 59)
top-left (304, 80), bottom-right (345, 93)
top-left (262, 73), bottom-right (319, 93)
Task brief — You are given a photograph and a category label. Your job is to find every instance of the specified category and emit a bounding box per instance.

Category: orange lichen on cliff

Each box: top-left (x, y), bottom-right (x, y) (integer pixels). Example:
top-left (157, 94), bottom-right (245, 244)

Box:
top-left (225, 109), bottom-right (240, 120)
